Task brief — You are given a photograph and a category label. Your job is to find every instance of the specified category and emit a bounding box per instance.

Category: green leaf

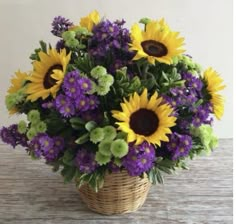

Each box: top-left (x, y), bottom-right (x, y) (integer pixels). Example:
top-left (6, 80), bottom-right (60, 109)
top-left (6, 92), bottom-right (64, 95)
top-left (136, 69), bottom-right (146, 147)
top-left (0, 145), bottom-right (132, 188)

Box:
top-left (70, 117), bottom-right (85, 125)
top-left (85, 121), bottom-right (97, 132)
top-left (39, 40), bottom-right (47, 53)
top-left (75, 133), bottom-right (89, 144)
top-left (62, 150), bottom-right (75, 166)
top-left (61, 166), bottom-right (76, 183)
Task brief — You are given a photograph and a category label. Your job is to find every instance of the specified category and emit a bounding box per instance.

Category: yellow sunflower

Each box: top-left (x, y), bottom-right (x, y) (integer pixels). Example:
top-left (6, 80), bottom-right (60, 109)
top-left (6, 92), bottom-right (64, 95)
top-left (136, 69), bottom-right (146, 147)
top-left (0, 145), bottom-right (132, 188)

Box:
top-left (112, 89), bottom-right (176, 146)
top-left (8, 70), bottom-right (28, 94)
top-left (26, 48), bottom-right (71, 102)
top-left (129, 20), bottom-right (185, 65)
top-left (80, 10), bottom-right (100, 31)
top-left (203, 67), bottom-right (226, 120)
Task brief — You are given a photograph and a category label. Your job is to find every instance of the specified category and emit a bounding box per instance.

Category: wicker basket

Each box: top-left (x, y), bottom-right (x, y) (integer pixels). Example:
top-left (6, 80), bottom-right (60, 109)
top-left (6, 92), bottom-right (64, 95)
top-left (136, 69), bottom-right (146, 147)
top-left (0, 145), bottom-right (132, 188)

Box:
top-left (78, 170), bottom-right (151, 215)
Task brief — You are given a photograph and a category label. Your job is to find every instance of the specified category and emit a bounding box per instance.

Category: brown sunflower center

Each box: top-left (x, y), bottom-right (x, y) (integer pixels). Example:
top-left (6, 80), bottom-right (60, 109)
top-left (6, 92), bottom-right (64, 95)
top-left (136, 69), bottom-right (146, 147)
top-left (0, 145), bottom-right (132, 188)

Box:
top-left (43, 64), bottom-right (63, 89)
top-left (129, 109), bottom-right (159, 136)
top-left (141, 40), bottom-right (168, 57)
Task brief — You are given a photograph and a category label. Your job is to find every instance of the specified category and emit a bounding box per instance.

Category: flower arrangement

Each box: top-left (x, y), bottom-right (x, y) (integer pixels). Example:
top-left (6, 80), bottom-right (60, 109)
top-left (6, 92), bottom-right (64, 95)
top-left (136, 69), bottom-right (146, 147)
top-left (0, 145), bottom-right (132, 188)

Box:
top-left (1, 11), bottom-right (225, 192)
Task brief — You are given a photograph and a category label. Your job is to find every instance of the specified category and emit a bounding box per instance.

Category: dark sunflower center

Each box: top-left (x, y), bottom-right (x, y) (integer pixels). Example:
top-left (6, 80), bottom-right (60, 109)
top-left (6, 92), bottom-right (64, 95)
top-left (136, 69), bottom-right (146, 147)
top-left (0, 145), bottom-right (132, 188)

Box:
top-left (43, 64), bottom-right (63, 89)
top-left (129, 109), bottom-right (159, 136)
top-left (141, 40), bottom-right (168, 57)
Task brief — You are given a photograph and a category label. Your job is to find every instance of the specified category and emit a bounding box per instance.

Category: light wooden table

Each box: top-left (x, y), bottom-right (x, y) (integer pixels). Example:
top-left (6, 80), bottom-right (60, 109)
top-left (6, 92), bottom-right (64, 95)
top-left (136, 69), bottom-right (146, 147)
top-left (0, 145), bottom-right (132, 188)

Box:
top-left (0, 139), bottom-right (232, 224)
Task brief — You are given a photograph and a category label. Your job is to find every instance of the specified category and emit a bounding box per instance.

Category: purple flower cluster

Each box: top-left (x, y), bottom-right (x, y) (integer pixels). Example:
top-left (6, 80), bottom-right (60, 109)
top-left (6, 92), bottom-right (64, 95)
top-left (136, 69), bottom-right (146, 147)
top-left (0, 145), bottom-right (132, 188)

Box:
top-left (191, 103), bottom-right (213, 127)
top-left (75, 148), bottom-right (98, 173)
top-left (54, 70), bottom-right (99, 118)
top-left (0, 124), bottom-right (28, 148)
top-left (51, 16), bottom-right (73, 37)
top-left (182, 72), bottom-right (203, 92)
top-left (29, 134), bottom-right (64, 162)
top-left (163, 72), bottom-right (213, 131)
top-left (166, 133), bottom-right (192, 160)
top-left (88, 19), bottom-right (134, 73)
top-left (122, 142), bottom-right (155, 176)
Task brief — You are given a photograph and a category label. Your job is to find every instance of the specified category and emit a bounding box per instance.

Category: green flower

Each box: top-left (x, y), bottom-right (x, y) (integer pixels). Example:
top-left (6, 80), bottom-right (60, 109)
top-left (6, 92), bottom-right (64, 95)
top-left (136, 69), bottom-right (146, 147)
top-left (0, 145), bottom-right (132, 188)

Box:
top-left (90, 127), bottom-right (104, 144)
top-left (95, 151), bottom-right (111, 165)
top-left (27, 110), bottom-right (40, 123)
top-left (87, 80), bottom-right (97, 94)
top-left (110, 139), bottom-right (128, 158)
top-left (103, 126), bottom-right (117, 141)
top-left (98, 74), bottom-right (114, 87)
top-left (18, 120), bottom-right (27, 134)
top-left (98, 140), bottom-right (112, 156)
top-left (96, 85), bottom-right (110, 96)
top-left (35, 121), bottom-right (47, 133)
top-left (26, 128), bottom-right (37, 140)
top-left (190, 124), bottom-right (218, 154)
top-left (5, 94), bottom-right (16, 110)
top-left (91, 66), bottom-right (107, 79)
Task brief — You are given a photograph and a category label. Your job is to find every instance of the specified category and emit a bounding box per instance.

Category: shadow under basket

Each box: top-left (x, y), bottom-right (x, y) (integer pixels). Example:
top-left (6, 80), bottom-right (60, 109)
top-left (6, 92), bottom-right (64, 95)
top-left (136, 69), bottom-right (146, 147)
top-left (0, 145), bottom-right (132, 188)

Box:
top-left (78, 170), bottom-right (151, 215)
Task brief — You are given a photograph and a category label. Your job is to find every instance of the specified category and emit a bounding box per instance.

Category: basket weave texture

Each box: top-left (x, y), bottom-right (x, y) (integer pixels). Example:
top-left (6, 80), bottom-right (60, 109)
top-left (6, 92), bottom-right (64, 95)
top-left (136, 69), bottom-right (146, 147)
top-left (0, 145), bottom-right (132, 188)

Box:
top-left (78, 170), bottom-right (151, 215)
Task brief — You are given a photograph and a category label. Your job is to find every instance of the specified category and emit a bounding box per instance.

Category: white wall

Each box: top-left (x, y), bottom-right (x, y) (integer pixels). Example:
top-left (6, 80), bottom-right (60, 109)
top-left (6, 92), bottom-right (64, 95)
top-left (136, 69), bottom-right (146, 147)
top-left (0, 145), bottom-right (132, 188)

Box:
top-left (0, 0), bottom-right (233, 138)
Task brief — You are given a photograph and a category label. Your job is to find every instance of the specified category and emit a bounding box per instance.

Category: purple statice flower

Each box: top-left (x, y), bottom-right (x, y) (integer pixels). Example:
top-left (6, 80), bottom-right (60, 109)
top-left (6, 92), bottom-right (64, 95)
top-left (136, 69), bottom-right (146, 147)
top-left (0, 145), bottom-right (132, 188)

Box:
top-left (75, 148), bottom-right (98, 173)
top-left (51, 16), bottom-right (73, 37)
top-left (42, 100), bottom-right (55, 109)
top-left (75, 95), bottom-right (89, 112)
top-left (166, 133), bottom-right (192, 160)
top-left (0, 124), bottom-right (28, 148)
top-left (88, 19), bottom-right (134, 73)
top-left (87, 95), bottom-right (99, 110)
top-left (78, 77), bottom-right (92, 93)
top-left (182, 72), bottom-right (203, 92)
top-left (122, 142), bottom-right (155, 176)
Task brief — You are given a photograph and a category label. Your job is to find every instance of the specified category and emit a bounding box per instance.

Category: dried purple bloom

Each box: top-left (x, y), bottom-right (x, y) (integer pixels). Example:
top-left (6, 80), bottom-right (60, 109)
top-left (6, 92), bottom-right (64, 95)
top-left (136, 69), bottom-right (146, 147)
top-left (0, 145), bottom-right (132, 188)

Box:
top-left (51, 16), bottom-right (73, 37)
top-left (0, 124), bottom-right (28, 148)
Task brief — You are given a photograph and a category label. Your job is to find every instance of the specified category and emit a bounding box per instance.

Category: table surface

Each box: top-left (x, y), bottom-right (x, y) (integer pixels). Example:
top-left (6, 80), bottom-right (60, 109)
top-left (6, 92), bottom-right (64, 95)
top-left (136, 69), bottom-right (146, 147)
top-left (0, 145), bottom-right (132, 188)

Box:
top-left (0, 139), bottom-right (232, 224)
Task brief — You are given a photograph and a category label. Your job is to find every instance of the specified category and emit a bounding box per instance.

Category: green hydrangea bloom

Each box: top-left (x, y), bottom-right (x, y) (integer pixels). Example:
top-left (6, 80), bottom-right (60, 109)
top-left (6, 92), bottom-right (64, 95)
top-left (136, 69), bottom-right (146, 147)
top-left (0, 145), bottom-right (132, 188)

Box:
top-left (190, 124), bottom-right (218, 154)
top-left (103, 126), bottom-right (117, 141)
top-left (26, 128), bottom-right (37, 140)
top-left (17, 120), bottom-right (27, 134)
top-left (27, 110), bottom-right (40, 123)
top-left (90, 127), bottom-right (105, 144)
top-left (98, 140), bottom-right (112, 156)
top-left (95, 151), bottom-right (111, 165)
top-left (110, 139), bottom-right (128, 158)
top-left (91, 66), bottom-right (107, 79)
